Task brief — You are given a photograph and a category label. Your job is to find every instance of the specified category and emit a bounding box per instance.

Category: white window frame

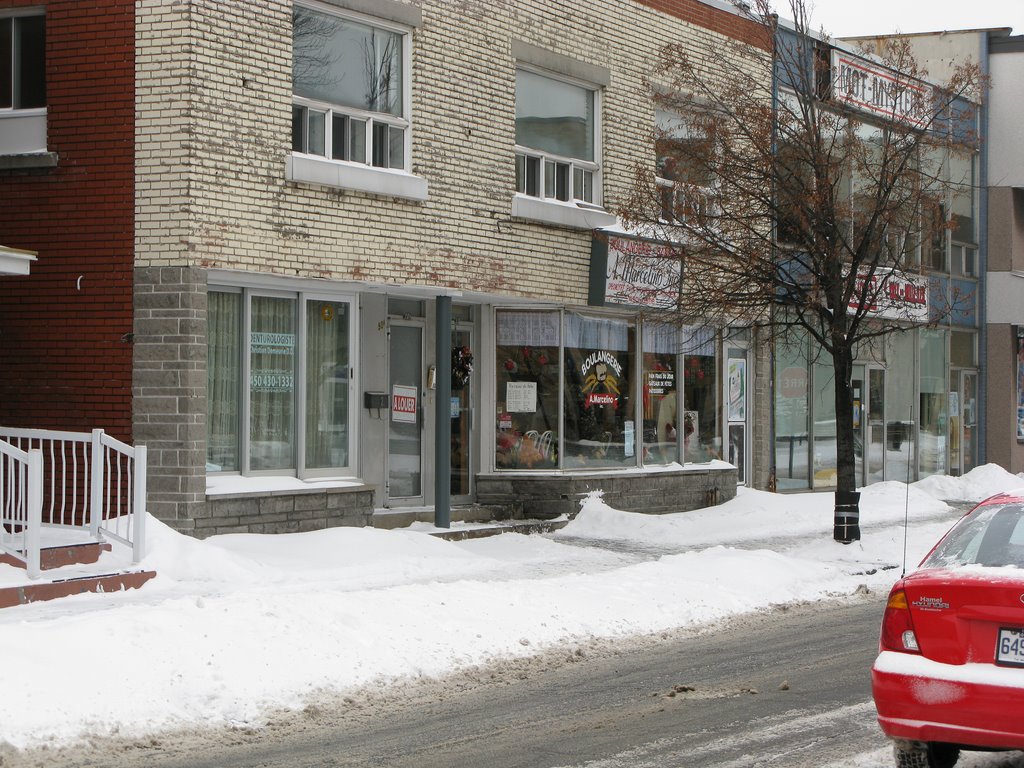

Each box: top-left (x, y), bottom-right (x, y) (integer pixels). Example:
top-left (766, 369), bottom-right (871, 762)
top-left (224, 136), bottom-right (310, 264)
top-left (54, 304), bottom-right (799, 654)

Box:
top-left (287, 1), bottom-right (427, 200)
top-left (0, 7), bottom-right (47, 157)
top-left (208, 281), bottom-right (359, 480)
top-left (512, 65), bottom-right (614, 230)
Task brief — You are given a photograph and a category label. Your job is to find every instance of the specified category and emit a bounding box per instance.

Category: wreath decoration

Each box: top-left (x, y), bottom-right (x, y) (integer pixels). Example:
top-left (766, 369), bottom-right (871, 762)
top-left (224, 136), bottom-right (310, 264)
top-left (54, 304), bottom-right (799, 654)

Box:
top-left (452, 345), bottom-right (474, 389)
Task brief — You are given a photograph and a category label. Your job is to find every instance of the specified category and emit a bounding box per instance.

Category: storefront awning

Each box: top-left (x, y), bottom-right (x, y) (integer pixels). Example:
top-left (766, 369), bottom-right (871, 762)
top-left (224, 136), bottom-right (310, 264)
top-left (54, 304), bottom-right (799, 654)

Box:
top-left (0, 245), bottom-right (37, 276)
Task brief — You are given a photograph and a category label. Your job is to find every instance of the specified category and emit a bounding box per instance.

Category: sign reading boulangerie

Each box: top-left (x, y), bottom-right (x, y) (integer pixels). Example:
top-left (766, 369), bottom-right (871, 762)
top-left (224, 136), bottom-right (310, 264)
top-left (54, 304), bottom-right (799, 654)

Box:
top-left (590, 236), bottom-right (681, 310)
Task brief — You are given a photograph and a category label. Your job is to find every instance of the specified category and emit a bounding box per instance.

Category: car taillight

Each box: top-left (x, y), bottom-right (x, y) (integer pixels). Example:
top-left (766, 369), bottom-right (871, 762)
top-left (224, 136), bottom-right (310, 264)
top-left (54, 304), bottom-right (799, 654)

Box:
top-left (880, 588), bottom-right (920, 653)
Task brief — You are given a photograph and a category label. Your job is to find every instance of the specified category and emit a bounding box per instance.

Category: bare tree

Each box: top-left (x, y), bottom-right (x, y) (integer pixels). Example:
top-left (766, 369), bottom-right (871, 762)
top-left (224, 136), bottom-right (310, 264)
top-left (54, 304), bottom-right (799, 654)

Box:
top-left (620, 0), bottom-right (984, 541)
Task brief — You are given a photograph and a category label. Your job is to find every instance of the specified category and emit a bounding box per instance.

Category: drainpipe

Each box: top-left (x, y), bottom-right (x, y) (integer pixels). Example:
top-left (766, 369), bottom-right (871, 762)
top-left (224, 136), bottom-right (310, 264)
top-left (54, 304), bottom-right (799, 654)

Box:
top-left (977, 32), bottom-right (990, 465)
top-left (434, 295), bottom-right (452, 528)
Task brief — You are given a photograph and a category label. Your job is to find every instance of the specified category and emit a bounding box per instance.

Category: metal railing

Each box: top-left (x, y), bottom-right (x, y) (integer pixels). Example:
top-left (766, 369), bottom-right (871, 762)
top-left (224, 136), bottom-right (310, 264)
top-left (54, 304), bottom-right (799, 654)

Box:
top-left (0, 427), bottom-right (147, 577)
top-left (0, 439), bottom-right (43, 578)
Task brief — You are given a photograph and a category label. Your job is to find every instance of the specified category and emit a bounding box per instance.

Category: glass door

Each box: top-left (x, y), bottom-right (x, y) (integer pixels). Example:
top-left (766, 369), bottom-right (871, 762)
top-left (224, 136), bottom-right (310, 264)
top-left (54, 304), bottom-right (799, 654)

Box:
top-left (853, 365), bottom-right (885, 487)
top-left (451, 325), bottom-right (474, 502)
top-left (866, 367), bottom-right (886, 485)
top-left (956, 370), bottom-right (978, 477)
top-left (387, 321), bottom-right (424, 505)
top-left (724, 346), bottom-right (749, 484)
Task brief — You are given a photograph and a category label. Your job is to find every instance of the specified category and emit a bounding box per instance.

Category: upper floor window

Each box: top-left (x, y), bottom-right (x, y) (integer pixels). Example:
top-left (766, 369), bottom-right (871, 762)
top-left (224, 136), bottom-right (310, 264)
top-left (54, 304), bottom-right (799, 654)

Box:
top-left (515, 68), bottom-right (598, 204)
top-left (655, 108), bottom-right (716, 226)
top-left (291, 4), bottom-right (408, 171)
top-left (1, 12), bottom-right (45, 111)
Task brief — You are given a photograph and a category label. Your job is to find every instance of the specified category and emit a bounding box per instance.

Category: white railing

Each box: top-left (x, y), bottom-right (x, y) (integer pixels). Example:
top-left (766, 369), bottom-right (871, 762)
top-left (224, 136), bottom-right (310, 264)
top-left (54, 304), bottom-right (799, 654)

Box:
top-left (0, 439), bottom-right (43, 578)
top-left (0, 427), bottom-right (147, 576)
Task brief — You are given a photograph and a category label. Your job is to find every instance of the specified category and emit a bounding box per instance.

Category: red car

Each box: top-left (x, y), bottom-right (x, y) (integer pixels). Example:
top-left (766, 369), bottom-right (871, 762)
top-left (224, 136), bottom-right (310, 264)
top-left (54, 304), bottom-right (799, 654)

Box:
top-left (872, 490), bottom-right (1024, 767)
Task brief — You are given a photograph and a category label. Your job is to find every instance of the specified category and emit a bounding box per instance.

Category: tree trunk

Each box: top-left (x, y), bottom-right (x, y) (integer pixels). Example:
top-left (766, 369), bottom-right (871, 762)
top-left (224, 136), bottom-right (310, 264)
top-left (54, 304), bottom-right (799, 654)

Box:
top-left (832, 341), bottom-right (861, 542)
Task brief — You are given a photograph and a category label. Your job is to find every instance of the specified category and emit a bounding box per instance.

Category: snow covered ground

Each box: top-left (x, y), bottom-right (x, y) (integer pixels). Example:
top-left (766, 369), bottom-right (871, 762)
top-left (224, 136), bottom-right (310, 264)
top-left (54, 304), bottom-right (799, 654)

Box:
top-left (1, 463), bottom-right (1023, 759)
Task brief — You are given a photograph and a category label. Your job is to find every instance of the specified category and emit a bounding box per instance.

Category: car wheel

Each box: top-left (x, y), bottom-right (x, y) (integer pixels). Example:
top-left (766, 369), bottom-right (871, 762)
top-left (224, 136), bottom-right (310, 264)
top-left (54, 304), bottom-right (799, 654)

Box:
top-left (893, 742), bottom-right (960, 768)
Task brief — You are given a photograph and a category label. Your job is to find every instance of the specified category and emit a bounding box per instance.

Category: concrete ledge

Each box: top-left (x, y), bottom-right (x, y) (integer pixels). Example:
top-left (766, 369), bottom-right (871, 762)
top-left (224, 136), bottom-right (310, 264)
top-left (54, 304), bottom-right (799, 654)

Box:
top-left (475, 465), bottom-right (738, 519)
top-left (202, 485), bottom-right (375, 537)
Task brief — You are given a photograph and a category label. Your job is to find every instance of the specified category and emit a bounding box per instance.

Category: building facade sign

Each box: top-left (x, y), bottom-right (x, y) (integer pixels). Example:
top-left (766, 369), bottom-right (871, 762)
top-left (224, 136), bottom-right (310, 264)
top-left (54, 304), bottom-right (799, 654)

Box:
top-left (848, 268), bottom-right (929, 322)
top-left (832, 50), bottom-right (929, 126)
top-left (589, 235), bottom-right (681, 310)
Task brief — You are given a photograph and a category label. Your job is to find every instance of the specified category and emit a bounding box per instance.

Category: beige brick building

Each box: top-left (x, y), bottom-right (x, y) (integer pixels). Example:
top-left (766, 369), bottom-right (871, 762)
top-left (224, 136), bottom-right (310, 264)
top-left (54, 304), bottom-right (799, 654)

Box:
top-left (133, 0), bottom-right (772, 535)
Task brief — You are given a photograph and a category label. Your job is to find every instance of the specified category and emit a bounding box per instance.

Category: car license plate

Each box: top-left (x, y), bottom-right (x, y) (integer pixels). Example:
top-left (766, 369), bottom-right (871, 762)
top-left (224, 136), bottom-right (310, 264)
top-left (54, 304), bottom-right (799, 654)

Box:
top-left (996, 628), bottom-right (1024, 667)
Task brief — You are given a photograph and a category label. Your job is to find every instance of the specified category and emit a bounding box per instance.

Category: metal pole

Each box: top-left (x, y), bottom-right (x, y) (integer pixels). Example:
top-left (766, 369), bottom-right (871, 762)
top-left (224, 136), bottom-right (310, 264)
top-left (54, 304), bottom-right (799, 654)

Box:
top-left (434, 296), bottom-right (452, 528)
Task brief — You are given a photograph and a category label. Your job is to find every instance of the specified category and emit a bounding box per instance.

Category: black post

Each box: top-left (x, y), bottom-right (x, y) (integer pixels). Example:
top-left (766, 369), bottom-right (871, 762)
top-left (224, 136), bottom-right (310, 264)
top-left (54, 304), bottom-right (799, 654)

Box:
top-left (834, 489), bottom-right (861, 543)
top-left (434, 296), bottom-right (452, 529)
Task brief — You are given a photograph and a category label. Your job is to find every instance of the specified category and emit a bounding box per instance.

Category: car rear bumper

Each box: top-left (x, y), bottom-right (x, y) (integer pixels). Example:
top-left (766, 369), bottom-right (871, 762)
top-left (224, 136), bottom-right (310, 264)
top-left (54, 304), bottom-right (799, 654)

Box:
top-left (873, 651), bottom-right (1024, 750)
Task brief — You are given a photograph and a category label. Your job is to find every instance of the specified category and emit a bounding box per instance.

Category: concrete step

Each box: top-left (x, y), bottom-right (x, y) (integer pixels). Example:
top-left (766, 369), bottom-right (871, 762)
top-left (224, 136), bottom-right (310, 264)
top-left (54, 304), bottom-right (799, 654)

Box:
top-left (0, 541), bottom-right (112, 571)
top-left (0, 570), bottom-right (157, 609)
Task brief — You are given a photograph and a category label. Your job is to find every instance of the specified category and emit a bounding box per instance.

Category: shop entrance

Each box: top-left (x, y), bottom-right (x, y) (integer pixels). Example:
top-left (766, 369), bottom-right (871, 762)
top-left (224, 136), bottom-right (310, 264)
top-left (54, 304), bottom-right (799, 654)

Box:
top-left (450, 323), bottom-right (474, 503)
top-left (853, 364), bottom-right (886, 486)
top-left (386, 320), bottom-right (424, 506)
top-left (949, 368), bottom-right (978, 477)
top-left (724, 344), bottom-right (750, 484)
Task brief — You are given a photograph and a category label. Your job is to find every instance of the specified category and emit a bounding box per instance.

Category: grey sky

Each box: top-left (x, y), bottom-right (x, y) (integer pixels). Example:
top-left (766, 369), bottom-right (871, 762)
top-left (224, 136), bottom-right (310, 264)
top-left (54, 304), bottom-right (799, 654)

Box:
top-left (789, 0), bottom-right (1024, 38)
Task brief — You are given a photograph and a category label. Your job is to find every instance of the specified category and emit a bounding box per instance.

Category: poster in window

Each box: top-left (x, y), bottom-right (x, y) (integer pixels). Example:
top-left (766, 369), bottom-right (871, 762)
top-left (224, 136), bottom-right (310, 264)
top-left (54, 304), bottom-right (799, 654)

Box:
top-left (391, 385), bottom-right (418, 424)
top-left (727, 358), bottom-right (746, 423)
top-left (506, 381), bottom-right (538, 413)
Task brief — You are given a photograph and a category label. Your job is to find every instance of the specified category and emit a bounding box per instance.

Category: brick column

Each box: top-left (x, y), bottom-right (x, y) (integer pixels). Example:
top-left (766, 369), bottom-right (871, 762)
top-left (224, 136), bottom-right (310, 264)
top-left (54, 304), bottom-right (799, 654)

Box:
top-left (133, 267), bottom-right (207, 532)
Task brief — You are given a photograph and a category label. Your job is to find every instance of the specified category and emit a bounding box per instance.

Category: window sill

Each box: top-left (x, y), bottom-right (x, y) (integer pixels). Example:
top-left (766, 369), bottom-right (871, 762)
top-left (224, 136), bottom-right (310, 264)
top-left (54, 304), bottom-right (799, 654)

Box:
top-left (0, 152), bottom-right (58, 170)
top-left (206, 473), bottom-right (367, 497)
top-left (511, 194), bottom-right (617, 230)
top-left (287, 154), bottom-right (428, 201)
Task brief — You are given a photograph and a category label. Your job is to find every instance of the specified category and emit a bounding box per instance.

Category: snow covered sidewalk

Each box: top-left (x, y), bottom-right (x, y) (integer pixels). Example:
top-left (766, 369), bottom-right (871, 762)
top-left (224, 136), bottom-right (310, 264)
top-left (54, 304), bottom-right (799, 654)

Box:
top-left (0, 464), bottom-right (1022, 751)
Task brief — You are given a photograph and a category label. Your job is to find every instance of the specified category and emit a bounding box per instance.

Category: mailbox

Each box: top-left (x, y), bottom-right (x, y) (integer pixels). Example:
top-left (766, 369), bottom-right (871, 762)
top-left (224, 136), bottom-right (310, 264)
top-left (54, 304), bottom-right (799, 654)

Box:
top-left (364, 391), bottom-right (389, 410)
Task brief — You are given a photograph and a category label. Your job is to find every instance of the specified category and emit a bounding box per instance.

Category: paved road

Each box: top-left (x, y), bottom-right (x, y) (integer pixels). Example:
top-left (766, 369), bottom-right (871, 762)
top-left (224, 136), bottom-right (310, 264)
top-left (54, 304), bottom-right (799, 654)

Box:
top-left (33, 595), bottom-right (897, 768)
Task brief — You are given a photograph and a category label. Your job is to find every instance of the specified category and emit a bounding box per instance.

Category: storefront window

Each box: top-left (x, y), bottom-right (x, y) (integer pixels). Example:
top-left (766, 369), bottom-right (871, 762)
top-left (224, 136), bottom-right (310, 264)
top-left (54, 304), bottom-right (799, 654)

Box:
top-left (250, 296), bottom-right (297, 471)
top-left (642, 324), bottom-right (679, 464)
top-left (812, 355), bottom-right (837, 487)
top-left (563, 313), bottom-right (636, 469)
top-left (885, 330), bottom-right (916, 482)
top-left (207, 288), bottom-right (354, 477)
top-left (495, 310), bottom-right (560, 469)
top-left (774, 334), bottom-right (810, 489)
top-left (682, 327), bottom-right (719, 462)
top-left (919, 329), bottom-right (948, 477)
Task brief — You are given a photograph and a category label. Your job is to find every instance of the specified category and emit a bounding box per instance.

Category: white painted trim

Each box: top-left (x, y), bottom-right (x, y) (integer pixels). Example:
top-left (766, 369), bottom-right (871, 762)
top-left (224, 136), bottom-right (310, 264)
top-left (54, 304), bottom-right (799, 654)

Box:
top-left (287, 154), bottom-right (429, 201)
top-left (511, 194), bottom-right (616, 230)
top-left (0, 245), bottom-right (37, 276)
top-left (0, 111), bottom-right (47, 155)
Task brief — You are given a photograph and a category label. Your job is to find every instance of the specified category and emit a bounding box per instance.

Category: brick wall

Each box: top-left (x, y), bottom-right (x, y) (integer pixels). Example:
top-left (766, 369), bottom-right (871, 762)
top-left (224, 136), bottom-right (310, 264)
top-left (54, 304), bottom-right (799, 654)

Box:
top-left (0, 0), bottom-right (135, 440)
top-left (134, 0), bottom-right (766, 302)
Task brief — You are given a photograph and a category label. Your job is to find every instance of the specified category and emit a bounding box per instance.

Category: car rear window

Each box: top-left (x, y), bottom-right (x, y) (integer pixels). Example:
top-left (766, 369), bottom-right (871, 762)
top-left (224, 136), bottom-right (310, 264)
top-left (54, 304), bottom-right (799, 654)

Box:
top-left (922, 503), bottom-right (1024, 569)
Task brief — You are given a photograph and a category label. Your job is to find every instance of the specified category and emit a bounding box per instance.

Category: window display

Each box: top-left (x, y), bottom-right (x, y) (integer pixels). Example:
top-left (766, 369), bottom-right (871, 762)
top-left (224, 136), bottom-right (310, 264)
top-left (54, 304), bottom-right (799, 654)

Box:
top-left (563, 313), bottom-right (636, 469)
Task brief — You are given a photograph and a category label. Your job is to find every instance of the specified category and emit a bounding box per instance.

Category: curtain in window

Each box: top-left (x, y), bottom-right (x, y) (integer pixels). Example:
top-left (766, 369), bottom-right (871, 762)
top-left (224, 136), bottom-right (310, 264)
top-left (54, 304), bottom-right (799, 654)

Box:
top-left (305, 301), bottom-right (350, 470)
top-left (207, 292), bottom-right (241, 472)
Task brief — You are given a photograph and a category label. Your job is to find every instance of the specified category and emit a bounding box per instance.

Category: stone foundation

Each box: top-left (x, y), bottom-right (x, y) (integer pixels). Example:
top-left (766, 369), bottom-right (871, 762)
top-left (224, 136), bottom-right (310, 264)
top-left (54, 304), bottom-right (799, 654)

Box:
top-left (475, 466), bottom-right (738, 519)
top-left (200, 485), bottom-right (375, 538)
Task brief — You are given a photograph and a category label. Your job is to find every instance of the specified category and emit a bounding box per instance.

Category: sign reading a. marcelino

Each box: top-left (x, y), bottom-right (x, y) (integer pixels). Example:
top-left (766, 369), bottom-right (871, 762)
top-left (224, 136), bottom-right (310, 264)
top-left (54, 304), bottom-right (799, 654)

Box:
top-left (580, 350), bottom-right (622, 409)
top-left (589, 235), bottom-right (681, 310)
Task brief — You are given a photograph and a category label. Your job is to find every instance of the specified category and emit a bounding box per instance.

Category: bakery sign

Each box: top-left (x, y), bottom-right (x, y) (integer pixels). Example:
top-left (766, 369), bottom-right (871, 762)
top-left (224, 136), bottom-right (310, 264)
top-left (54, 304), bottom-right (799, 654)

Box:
top-left (832, 50), bottom-right (929, 126)
top-left (589, 236), bottom-right (681, 310)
